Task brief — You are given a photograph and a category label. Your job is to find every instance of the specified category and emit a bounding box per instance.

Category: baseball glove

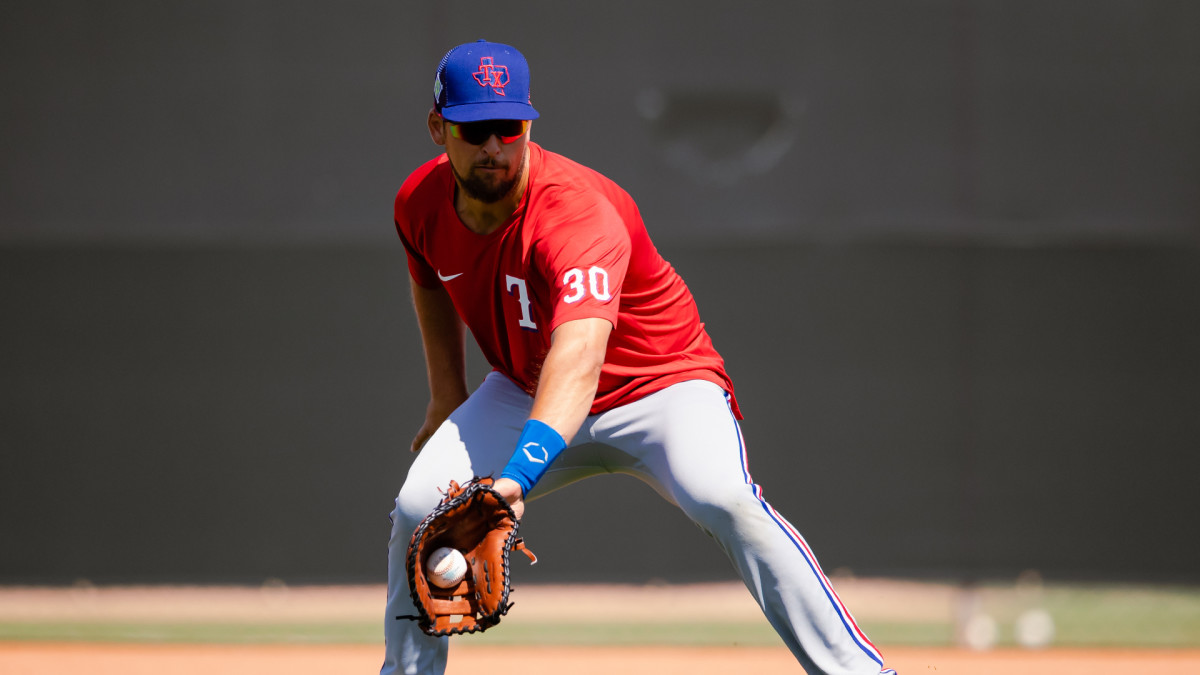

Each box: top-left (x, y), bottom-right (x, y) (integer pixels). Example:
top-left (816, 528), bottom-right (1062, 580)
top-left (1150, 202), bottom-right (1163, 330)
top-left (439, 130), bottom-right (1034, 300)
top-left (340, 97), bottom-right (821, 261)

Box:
top-left (401, 477), bottom-right (537, 636)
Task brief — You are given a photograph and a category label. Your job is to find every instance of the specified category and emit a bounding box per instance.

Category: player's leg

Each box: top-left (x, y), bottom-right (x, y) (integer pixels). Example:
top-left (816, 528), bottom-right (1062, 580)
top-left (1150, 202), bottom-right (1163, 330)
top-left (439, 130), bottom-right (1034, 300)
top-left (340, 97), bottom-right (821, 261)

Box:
top-left (587, 380), bottom-right (893, 675)
top-left (382, 372), bottom-right (533, 675)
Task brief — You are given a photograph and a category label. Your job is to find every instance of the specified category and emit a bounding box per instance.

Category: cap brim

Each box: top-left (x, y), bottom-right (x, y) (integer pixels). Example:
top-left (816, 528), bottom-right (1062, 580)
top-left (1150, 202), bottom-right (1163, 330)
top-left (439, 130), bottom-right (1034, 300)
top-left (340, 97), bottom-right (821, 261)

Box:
top-left (440, 100), bottom-right (540, 123)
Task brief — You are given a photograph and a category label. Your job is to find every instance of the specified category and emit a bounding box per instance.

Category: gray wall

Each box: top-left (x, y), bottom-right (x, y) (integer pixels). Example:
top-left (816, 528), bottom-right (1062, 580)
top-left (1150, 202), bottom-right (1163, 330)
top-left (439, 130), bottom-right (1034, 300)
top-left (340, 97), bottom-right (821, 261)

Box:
top-left (3, 1), bottom-right (1197, 245)
top-left (3, 244), bottom-right (1197, 585)
top-left (2, 2), bottom-right (1198, 585)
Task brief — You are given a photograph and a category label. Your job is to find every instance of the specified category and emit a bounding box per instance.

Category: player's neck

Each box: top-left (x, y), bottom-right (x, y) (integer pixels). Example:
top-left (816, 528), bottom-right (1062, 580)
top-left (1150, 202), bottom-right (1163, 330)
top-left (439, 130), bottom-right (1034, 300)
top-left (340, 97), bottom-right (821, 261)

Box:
top-left (455, 165), bottom-right (529, 235)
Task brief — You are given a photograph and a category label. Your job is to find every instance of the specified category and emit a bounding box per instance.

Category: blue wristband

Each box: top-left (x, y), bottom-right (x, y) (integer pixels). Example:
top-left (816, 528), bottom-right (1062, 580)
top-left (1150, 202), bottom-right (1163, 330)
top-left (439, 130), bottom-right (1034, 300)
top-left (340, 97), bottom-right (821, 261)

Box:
top-left (500, 419), bottom-right (567, 497)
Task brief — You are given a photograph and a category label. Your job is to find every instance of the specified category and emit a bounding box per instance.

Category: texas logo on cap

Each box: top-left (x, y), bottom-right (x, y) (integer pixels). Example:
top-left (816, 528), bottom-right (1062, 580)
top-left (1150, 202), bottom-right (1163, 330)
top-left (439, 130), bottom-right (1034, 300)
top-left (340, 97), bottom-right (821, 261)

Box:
top-left (433, 40), bottom-right (539, 123)
top-left (473, 56), bottom-right (509, 95)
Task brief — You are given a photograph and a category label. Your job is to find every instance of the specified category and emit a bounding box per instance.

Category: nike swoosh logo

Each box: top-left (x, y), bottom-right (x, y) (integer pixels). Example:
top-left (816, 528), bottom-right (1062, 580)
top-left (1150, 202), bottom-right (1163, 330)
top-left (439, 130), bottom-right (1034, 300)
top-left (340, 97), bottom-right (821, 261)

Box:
top-left (437, 270), bottom-right (464, 282)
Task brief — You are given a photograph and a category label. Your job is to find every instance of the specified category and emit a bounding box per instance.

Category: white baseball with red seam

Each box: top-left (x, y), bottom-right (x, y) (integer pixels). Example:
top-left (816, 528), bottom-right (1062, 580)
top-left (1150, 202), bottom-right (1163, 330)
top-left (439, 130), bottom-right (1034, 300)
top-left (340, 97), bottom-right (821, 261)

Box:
top-left (426, 547), bottom-right (468, 588)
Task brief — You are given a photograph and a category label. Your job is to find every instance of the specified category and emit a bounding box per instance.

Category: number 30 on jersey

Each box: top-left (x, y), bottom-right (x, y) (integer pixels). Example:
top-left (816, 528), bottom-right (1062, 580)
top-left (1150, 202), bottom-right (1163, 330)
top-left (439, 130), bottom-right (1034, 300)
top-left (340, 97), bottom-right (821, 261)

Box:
top-left (504, 267), bottom-right (611, 332)
top-left (562, 267), bottom-right (611, 304)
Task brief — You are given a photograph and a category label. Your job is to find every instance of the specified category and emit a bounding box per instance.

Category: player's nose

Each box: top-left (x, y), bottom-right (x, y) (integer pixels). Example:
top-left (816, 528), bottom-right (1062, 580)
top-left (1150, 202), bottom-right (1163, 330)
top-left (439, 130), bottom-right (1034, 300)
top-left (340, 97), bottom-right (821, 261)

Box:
top-left (479, 133), bottom-right (504, 154)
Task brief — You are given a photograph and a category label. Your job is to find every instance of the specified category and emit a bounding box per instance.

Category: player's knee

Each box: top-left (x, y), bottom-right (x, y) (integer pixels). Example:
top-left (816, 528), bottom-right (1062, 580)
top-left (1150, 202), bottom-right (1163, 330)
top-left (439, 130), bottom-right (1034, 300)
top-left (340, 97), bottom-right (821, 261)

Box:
top-left (675, 482), bottom-right (762, 535)
top-left (392, 480), bottom-right (443, 537)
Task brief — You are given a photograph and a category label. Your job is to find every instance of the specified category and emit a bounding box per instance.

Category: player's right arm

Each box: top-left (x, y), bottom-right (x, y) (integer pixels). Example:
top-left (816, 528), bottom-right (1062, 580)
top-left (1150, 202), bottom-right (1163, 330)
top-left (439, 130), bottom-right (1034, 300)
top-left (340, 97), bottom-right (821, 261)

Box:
top-left (394, 165), bottom-right (468, 453)
top-left (409, 277), bottom-right (469, 453)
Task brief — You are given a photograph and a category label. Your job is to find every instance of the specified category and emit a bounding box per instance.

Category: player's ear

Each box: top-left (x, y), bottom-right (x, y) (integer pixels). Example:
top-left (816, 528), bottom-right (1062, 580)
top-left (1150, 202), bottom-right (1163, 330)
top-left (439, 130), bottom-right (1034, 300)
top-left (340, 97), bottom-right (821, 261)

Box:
top-left (428, 108), bottom-right (447, 146)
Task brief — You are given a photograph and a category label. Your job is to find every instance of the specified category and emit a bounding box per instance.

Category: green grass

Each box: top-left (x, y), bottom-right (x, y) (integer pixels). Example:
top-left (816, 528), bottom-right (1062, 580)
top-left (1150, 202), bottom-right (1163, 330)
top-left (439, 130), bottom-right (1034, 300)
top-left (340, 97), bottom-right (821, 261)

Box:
top-left (467, 621), bottom-right (783, 647)
top-left (0, 619), bottom-right (936, 648)
top-left (2, 583), bottom-right (1197, 648)
top-left (0, 621), bottom-right (381, 645)
top-left (1022, 584), bottom-right (1200, 648)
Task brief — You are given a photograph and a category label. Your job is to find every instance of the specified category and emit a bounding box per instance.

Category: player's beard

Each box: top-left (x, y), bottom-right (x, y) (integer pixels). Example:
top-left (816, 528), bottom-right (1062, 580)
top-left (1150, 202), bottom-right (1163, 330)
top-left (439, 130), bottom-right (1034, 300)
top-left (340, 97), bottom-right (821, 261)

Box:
top-left (452, 150), bottom-right (527, 204)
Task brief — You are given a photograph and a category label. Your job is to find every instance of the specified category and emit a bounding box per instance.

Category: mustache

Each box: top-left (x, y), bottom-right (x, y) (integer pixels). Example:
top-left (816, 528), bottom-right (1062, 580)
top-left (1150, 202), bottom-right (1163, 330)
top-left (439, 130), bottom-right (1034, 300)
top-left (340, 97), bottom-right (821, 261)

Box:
top-left (473, 158), bottom-right (509, 170)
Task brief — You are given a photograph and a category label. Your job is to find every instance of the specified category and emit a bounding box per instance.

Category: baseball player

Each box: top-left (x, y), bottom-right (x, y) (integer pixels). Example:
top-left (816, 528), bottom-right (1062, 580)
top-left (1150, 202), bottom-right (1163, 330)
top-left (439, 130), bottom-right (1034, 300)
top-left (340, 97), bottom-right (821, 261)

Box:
top-left (384, 39), bottom-right (896, 675)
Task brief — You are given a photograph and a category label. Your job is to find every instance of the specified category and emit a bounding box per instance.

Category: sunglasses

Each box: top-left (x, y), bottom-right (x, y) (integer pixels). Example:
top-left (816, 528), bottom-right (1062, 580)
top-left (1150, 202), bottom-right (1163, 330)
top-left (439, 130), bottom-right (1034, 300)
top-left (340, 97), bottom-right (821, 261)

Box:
top-left (445, 118), bottom-right (530, 145)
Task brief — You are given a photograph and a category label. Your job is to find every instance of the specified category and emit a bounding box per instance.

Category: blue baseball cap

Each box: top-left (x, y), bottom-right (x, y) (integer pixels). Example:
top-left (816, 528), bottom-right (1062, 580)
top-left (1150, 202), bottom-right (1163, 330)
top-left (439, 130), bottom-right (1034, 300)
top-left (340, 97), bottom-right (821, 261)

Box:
top-left (434, 40), bottom-right (540, 123)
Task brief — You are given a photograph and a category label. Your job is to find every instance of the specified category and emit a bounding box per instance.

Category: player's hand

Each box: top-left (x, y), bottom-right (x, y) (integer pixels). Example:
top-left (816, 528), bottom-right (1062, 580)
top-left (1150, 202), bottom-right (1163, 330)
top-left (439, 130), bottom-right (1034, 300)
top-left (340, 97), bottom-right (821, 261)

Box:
top-left (411, 397), bottom-right (464, 453)
top-left (492, 477), bottom-right (525, 521)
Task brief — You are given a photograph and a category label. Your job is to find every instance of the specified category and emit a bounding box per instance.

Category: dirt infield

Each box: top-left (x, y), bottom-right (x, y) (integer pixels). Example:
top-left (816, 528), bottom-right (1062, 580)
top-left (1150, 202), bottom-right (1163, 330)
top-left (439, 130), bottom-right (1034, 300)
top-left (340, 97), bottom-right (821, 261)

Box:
top-left (3, 643), bottom-right (1200, 675)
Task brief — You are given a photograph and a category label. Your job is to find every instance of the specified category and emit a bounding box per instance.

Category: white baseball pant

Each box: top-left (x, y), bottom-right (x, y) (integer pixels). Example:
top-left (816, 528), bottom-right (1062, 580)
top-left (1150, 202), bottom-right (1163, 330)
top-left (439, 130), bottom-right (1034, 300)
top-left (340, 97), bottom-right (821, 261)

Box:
top-left (382, 372), bottom-right (894, 675)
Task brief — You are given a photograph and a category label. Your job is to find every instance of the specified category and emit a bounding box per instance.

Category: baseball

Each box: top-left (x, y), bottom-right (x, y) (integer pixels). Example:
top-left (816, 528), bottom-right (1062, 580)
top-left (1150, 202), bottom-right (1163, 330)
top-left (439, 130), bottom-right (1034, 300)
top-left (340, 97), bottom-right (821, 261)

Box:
top-left (962, 613), bottom-right (998, 651)
top-left (1015, 608), bottom-right (1056, 649)
top-left (426, 547), bottom-right (468, 588)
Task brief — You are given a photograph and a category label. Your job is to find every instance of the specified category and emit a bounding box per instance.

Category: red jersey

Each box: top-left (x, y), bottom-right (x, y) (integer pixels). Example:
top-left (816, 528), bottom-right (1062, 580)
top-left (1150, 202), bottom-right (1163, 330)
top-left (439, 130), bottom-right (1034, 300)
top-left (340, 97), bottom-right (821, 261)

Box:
top-left (394, 142), bottom-right (740, 417)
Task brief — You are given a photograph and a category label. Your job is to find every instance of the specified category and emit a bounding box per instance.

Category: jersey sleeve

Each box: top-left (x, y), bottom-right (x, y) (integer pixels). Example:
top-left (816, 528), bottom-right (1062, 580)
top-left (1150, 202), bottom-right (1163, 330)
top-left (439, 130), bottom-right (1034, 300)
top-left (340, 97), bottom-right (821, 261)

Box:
top-left (396, 220), bottom-right (439, 288)
top-left (394, 174), bottom-right (441, 289)
top-left (532, 189), bottom-right (631, 331)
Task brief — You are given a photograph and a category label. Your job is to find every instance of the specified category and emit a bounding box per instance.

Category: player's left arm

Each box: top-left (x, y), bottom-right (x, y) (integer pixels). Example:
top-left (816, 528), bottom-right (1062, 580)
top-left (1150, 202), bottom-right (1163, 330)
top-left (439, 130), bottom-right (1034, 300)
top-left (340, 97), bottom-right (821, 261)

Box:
top-left (493, 316), bottom-right (612, 517)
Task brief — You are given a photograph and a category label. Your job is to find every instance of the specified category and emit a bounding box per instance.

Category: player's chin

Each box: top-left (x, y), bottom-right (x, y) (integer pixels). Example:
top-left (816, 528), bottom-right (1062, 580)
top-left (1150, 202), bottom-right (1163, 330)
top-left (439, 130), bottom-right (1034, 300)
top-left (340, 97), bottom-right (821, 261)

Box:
top-left (472, 167), bottom-right (510, 186)
top-left (462, 175), bottom-right (517, 203)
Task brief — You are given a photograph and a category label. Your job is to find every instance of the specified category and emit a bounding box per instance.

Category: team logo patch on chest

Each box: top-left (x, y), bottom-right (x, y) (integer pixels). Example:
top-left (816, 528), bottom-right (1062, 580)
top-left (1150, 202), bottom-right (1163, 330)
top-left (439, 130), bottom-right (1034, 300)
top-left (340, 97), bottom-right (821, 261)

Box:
top-left (505, 275), bottom-right (537, 330)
